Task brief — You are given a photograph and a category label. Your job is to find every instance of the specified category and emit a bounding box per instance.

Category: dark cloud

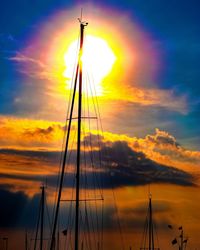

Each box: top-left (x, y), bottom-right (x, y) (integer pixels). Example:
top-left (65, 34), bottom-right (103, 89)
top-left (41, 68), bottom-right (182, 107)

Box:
top-left (0, 188), bottom-right (51, 229)
top-left (82, 133), bottom-right (105, 148)
top-left (0, 137), bottom-right (195, 190)
top-left (99, 140), bottom-right (194, 187)
top-left (124, 200), bottom-right (171, 217)
top-left (0, 148), bottom-right (61, 163)
top-left (0, 189), bottom-right (28, 227)
top-left (23, 124), bottom-right (66, 138)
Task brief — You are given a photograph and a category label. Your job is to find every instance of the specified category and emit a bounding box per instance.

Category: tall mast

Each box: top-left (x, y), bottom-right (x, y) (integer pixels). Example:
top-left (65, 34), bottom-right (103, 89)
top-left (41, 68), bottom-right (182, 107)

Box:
top-left (75, 21), bottom-right (86, 250)
top-left (49, 19), bottom-right (87, 250)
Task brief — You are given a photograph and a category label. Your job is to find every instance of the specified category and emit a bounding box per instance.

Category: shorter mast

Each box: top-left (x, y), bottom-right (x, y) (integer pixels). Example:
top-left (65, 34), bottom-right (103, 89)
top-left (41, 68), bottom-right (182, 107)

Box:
top-left (140, 194), bottom-right (159, 250)
top-left (40, 186), bottom-right (45, 250)
top-left (25, 230), bottom-right (28, 250)
top-left (34, 185), bottom-right (46, 250)
top-left (148, 194), bottom-right (154, 250)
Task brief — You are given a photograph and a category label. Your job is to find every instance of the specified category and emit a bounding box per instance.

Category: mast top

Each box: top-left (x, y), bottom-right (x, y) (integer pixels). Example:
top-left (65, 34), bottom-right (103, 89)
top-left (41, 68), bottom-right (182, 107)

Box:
top-left (78, 8), bottom-right (88, 26)
top-left (148, 184), bottom-right (152, 199)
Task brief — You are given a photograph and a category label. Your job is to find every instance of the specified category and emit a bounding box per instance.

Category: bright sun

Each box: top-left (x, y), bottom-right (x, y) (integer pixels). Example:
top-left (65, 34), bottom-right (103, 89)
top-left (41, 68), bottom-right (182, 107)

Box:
top-left (63, 35), bottom-right (116, 96)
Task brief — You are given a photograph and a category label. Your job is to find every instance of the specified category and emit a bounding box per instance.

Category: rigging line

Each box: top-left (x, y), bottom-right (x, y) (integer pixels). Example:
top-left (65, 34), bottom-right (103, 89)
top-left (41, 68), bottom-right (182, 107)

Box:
top-left (26, 230), bottom-right (31, 250)
top-left (84, 69), bottom-right (105, 250)
top-left (84, 201), bottom-right (93, 250)
top-left (84, 73), bottom-right (99, 225)
top-left (100, 127), bottom-right (126, 250)
top-left (87, 191), bottom-right (99, 250)
top-left (95, 120), bottom-right (126, 250)
top-left (63, 128), bottom-right (77, 227)
top-left (85, 74), bottom-right (104, 250)
top-left (66, 206), bottom-right (75, 250)
top-left (62, 122), bottom-right (77, 249)
top-left (49, 33), bottom-right (80, 249)
top-left (82, 118), bottom-right (100, 250)
top-left (82, 137), bottom-right (90, 250)
top-left (86, 71), bottom-right (104, 173)
top-left (65, 131), bottom-right (78, 250)
top-left (54, 30), bottom-right (80, 191)
top-left (80, 104), bottom-right (88, 250)
top-left (82, 129), bottom-right (97, 250)
top-left (44, 192), bottom-right (52, 231)
top-left (85, 73), bottom-right (102, 247)
top-left (143, 212), bottom-right (149, 248)
top-left (63, 196), bottom-right (73, 249)
top-left (28, 200), bottom-right (40, 250)
top-left (50, 34), bottom-right (82, 249)
top-left (84, 134), bottom-right (91, 249)
top-left (154, 217), bottom-right (160, 248)
top-left (85, 72), bottom-right (103, 198)
top-left (110, 178), bottom-right (125, 250)
top-left (140, 211), bottom-right (145, 248)
top-left (146, 203), bottom-right (150, 248)
top-left (87, 67), bottom-right (104, 134)
top-left (100, 199), bottom-right (104, 250)
top-left (65, 169), bottom-right (77, 250)
top-left (33, 191), bottom-right (42, 250)
top-left (65, 123), bottom-right (77, 169)
top-left (151, 198), bottom-right (156, 250)
top-left (80, 205), bottom-right (91, 250)
top-left (79, 209), bottom-right (84, 248)
top-left (95, 114), bottom-right (104, 198)
top-left (82, 132), bottom-right (98, 250)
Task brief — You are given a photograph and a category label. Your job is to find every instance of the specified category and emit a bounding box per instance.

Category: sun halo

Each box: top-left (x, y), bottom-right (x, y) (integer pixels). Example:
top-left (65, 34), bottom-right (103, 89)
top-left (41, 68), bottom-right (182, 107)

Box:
top-left (63, 35), bottom-right (116, 96)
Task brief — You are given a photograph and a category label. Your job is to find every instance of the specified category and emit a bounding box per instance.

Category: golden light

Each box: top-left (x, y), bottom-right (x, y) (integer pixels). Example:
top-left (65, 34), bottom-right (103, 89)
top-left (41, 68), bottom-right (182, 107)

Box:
top-left (63, 35), bottom-right (116, 96)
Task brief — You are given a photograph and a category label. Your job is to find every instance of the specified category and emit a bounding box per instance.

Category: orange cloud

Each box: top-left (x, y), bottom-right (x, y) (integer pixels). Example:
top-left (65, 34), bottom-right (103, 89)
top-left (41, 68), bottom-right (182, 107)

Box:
top-left (0, 116), bottom-right (66, 150)
top-left (131, 128), bottom-right (200, 171)
top-left (1, 116), bottom-right (199, 172)
top-left (86, 128), bottom-right (200, 172)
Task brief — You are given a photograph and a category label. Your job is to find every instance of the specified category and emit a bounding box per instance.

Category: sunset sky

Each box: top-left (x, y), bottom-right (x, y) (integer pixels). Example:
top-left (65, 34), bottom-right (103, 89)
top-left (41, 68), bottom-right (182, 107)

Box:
top-left (0, 1), bottom-right (200, 250)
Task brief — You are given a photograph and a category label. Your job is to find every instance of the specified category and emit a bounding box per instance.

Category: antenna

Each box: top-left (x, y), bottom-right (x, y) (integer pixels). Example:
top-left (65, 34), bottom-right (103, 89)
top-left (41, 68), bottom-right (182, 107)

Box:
top-left (148, 184), bottom-right (152, 199)
top-left (81, 8), bottom-right (83, 21)
top-left (41, 177), bottom-right (47, 189)
top-left (78, 8), bottom-right (88, 26)
top-left (78, 8), bottom-right (83, 23)
top-left (45, 177), bottom-right (48, 189)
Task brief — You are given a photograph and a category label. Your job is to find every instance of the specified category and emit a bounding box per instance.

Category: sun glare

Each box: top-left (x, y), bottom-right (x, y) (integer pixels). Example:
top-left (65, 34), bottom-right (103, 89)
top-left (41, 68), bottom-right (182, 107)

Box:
top-left (63, 35), bottom-right (116, 96)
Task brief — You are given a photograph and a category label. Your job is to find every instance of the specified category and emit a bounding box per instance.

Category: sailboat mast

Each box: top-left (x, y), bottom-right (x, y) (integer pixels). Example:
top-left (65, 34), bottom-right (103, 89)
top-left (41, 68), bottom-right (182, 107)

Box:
top-left (49, 20), bottom-right (87, 250)
top-left (148, 195), bottom-right (154, 250)
top-left (25, 230), bottom-right (28, 250)
top-left (40, 186), bottom-right (45, 250)
top-left (180, 229), bottom-right (183, 250)
top-left (140, 194), bottom-right (159, 250)
top-left (149, 196), bottom-right (152, 250)
top-left (75, 21), bottom-right (85, 250)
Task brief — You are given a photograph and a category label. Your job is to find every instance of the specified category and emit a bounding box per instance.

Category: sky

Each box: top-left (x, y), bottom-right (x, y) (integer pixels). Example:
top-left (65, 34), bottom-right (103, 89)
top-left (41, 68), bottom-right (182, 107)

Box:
top-left (0, 0), bottom-right (200, 250)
